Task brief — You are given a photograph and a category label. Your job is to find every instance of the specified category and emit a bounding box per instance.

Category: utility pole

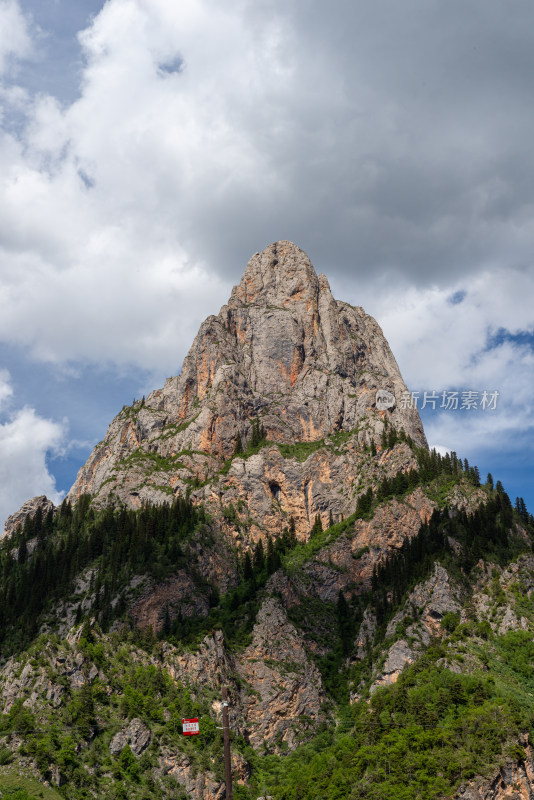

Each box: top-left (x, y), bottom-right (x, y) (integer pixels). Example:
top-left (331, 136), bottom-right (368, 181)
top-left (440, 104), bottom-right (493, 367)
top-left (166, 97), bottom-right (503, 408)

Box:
top-left (222, 686), bottom-right (233, 800)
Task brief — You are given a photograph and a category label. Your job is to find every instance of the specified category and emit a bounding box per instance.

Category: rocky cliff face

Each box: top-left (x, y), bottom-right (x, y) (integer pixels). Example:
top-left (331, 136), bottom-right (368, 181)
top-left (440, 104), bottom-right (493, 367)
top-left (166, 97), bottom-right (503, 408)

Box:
top-left (163, 598), bottom-right (326, 752)
top-left (62, 241), bottom-right (426, 541)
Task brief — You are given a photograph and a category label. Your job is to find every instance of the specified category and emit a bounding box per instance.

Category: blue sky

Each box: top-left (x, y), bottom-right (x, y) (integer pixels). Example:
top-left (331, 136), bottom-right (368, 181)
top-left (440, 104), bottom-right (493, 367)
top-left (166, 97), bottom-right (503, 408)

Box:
top-left (0, 0), bottom-right (533, 527)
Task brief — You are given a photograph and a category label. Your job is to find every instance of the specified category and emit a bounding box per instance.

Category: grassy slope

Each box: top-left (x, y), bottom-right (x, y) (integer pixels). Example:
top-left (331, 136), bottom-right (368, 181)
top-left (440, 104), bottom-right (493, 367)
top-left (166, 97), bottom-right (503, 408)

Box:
top-left (0, 768), bottom-right (63, 799)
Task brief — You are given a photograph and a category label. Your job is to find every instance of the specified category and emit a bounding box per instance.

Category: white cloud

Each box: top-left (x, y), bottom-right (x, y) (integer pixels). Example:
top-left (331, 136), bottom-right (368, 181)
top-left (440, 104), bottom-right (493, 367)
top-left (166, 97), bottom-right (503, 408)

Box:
top-left (0, 0), bottom-right (267, 371)
top-left (367, 266), bottom-right (534, 390)
top-left (1, 0), bottom-right (533, 378)
top-left (0, 373), bottom-right (66, 529)
top-left (0, 0), bottom-right (31, 77)
top-left (430, 445), bottom-right (451, 458)
top-left (356, 266), bottom-right (534, 460)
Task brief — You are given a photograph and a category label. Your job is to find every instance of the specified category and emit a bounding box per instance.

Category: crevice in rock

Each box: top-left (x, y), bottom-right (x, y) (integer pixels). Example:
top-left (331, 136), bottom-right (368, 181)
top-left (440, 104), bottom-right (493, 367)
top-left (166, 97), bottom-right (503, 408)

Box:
top-left (269, 482), bottom-right (281, 501)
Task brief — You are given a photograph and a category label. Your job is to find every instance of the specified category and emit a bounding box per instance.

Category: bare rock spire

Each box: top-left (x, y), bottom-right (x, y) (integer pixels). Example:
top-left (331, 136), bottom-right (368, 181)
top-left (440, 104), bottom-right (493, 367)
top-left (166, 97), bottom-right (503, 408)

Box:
top-left (66, 241), bottom-right (427, 539)
top-left (230, 241), bottom-right (322, 308)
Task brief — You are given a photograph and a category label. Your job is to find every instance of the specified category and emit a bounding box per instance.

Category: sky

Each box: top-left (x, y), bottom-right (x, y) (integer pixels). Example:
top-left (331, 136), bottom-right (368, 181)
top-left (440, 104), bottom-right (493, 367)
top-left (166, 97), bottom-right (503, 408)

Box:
top-left (0, 0), bottom-right (533, 529)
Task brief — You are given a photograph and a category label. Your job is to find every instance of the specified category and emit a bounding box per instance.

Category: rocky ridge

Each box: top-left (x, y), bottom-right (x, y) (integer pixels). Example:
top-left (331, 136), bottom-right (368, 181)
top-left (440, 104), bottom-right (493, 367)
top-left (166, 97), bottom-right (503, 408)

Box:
top-left (49, 241), bottom-right (428, 542)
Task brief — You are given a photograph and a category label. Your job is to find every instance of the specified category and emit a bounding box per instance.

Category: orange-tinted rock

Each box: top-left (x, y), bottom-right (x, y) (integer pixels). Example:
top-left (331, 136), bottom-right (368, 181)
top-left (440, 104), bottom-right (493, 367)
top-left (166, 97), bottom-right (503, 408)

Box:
top-left (66, 241), bottom-right (427, 536)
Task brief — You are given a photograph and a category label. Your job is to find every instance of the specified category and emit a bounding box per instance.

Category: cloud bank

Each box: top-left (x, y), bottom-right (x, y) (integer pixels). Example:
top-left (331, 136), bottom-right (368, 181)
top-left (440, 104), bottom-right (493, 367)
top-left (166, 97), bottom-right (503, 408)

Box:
top-left (0, 0), bottom-right (532, 520)
top-left (0, 0), bottom-right (532, 368)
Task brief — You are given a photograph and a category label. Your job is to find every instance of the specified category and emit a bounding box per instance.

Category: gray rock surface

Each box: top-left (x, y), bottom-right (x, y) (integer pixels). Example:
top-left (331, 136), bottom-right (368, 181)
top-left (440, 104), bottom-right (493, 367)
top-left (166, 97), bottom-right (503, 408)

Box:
top-left (352, 608), bottom-right (377, 661)
top-left (109, 718), bottom-right (151, 756)
top-left (65, 241), bottom-right (427, 540)
top-left (388, 563), bottom-right (462, 639)
top-left (160, 750), bottom-right (224, 800)
top-left (371, 639), bottom-right (416, 693)
top-left (367, 564), bottom-right (462, 694)
top-left (2, 495), bottom-right (55, 539)
top-left (237, 598), bottom-right (327, 750)
top-left (164, 599), bottom-right (327, 752)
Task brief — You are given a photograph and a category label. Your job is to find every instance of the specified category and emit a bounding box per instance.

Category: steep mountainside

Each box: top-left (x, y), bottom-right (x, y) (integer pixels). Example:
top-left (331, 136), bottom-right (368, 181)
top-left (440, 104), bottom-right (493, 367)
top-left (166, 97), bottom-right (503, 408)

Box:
top-left (62, 241), bottom-right (426, 540)
top-left (0, 243), bottom-right (533, 800)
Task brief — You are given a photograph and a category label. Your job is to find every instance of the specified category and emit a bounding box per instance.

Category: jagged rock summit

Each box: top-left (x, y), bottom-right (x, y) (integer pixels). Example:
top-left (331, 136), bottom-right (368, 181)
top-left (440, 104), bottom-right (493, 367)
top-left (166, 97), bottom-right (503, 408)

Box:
top-left (5, 241), bottom-right (427, 540)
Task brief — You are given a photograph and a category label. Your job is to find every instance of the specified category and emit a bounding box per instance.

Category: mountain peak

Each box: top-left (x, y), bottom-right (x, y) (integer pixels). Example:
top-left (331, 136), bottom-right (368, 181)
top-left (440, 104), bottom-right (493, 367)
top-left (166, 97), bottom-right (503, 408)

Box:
top-left (230, 241), bottom-right (331, 308)
top-left (66, 243), bottom-right (427, 538)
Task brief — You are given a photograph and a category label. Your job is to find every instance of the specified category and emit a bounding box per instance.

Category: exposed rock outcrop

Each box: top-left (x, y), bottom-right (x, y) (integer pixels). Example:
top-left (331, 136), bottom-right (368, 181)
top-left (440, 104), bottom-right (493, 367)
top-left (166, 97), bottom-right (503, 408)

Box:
top-left (110, 718), bottom-right (152, 756)
top-left (2, 495), bottom-right (55, 539)
top-left (163, 600), bottom-right (327, 752)
top-left (131, 571), bottom-right (211, 633)
top-left (358, 564), bottom-right (463, 694)
top-left (66, 241), bottom-right (427, 540)
top-left (165, 630), bottom-right (236, 691)
top-left (266, 487), bottom-right (437, 618)
top-left (159, 750), bottom-right (224, 800)
top-left (237, 598), bottom-right (327, 750)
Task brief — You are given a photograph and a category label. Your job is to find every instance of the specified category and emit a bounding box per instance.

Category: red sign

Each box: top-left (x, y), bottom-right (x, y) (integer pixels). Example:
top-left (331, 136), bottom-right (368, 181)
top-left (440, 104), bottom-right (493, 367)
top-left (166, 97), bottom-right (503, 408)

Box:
top-left (182, 718), bottom-right (200, 735)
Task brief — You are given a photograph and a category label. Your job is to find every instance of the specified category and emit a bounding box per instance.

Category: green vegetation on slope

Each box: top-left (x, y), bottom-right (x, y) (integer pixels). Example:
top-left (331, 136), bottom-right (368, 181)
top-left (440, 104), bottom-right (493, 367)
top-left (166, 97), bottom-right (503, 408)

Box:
top-left (258, 647), bottom-right (534, 800)
top-left (0, 769), bottom-right (63, 799)
top-left (0, 438), bottom-right (533, 800)
top-left (0, 496), bottom-right (210, 654)
top-left (0, 632), bottom-right (229, 800)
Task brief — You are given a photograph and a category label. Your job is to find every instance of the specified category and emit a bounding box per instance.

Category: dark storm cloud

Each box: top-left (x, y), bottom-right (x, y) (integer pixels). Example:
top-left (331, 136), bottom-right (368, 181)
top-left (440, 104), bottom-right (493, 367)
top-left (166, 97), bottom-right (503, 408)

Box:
top-left (186, 0), bottom-right (534, 289)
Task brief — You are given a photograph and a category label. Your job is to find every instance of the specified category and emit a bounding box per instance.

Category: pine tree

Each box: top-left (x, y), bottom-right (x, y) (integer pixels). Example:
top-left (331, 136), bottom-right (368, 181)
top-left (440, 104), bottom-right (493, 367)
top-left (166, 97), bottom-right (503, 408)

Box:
top-left (515, 497), bottom-right (528, 521)
top-left (356, 487), bottom-right (373, 517)
top-left (162, 604), bottom-right (171, 637)
top-left (266, 536), bottom-right (280, 574)
top-left (310, 514), bottom-right (323, 537)
top-left (371, 565), bottom-right (378, 592)
top-left (22, 514), bottom-right (34, 540)
top-left (288, 516), bottom-right (297, 546)
top-left (250, 418), bottom-right (266, 449)
top-left (253, 540), bottom-right (265, 572)
top-left (60, 498), bottom-right (72, 518)
top-left (44, 508), bottom-right (54, 534)
top-left (387, 428), bottom-right (397, 448)
top-left (234, 432), bottom-right (243, 455)
top-left (336, 590), bottom-right (351, 653)
top-left (243, 551), bottom-right (253, 581)
top-left (17, 537), bottom-right (27, 565)
top-left (34, 506), bottom-right (43, 535)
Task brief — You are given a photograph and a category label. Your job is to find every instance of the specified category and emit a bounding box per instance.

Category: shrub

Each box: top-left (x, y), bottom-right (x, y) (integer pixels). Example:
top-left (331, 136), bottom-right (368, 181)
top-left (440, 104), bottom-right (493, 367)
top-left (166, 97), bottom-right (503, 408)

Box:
top-left (441, 611), bottom-right (460, 633)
